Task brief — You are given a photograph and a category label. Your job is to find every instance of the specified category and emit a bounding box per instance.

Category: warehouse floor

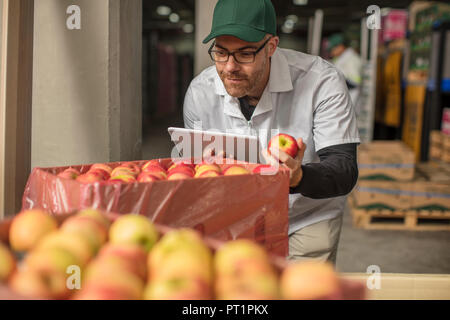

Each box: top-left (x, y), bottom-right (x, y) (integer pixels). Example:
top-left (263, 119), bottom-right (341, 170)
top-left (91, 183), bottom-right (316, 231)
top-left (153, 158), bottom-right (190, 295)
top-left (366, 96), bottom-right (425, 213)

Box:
top-left (143, 115), bottom-right (450, 275)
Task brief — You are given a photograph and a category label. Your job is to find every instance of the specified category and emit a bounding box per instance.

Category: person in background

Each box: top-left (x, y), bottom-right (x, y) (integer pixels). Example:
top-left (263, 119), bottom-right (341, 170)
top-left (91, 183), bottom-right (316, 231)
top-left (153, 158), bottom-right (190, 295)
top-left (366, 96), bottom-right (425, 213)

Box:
top-left (327, 33), bottom-right (362, 105)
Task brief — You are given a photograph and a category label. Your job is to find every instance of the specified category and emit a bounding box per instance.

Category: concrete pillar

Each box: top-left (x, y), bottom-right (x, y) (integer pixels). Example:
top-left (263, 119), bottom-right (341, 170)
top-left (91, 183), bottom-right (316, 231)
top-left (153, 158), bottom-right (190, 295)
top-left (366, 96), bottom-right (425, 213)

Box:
top-left (32, 0), bottom-right (142, 168)
top-left (194, 0), bottom-right (216, 75)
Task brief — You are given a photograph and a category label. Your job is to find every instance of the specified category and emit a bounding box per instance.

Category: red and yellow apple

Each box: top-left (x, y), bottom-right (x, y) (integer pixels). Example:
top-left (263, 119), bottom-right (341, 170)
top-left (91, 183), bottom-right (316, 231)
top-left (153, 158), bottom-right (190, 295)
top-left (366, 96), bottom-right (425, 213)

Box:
top-left (98, 243), bottom-right (147, 281)
top-left (81, 258), bottom-right (145, 300)
top-left (76, 171), bottom-right (105, 183)
top-left (137, 172), bottom-right (160, 183)
top-left (57, 168), bottom-right (80, 180)
top-left (194, 163), bottom-right (221, 177)
top-left (109, 174), bottom-right (136, 183)
top-left (142, 160), bottom-right (166, 172)
top-left (197, 170), bottom-right (221, 178)
top-left (118, 162), bottom-right (141, 176)
top-left (76, 208), bottom-right (111, 230)
top-left (36, 230), bottom-right (95, 267)
top-left (9, 209), bottom-right (58, 252)
top-left (9, 269), bottom-right (70, 300)
top-left (60, 216), bottom-right (108, 252)
top-left (280, 261), bottom-right (340, 300)
top-left (90, 163), bottom-right (113, 175)
top-left (0, 242), bottom-right (16, 282)
top-left (143, 277), bottom-right (211, 300)
top-left (167, 172), bottom-right (192, 180)
top-left (110, 167), bottom-right (135, 178)
top-left (24, 246), bottom-right (82, 275)
top-left (268, 133), bottom-right (298, 159)
top-left (223, 165), bottom-right (250, 176)
top-left (140, 165), bottom-right (167, 180)
top-left (214, 239), bottom-right (270, 277)
top-left (109, 214), bottom-right (159, 252)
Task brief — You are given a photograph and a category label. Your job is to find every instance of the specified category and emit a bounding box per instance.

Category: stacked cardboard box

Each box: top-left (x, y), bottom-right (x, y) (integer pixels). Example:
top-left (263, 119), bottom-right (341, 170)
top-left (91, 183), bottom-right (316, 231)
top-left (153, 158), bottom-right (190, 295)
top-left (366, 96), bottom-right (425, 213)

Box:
top-left (352, 141), bottom-right (450, 228)
top-left (429, 130), bottom-right (450, 163)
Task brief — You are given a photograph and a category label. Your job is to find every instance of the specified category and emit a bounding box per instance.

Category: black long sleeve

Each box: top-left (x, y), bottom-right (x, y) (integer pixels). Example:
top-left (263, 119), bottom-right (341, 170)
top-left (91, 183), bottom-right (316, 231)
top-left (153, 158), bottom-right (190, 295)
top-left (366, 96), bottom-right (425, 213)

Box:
top-left (289, 143), bottom-right (358, 199)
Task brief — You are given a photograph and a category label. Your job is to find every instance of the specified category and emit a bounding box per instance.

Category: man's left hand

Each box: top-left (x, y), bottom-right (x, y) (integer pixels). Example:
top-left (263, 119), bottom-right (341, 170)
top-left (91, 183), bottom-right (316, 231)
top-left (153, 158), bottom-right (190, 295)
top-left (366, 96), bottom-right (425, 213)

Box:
top-left (261, 138), bottom-right (306, 188)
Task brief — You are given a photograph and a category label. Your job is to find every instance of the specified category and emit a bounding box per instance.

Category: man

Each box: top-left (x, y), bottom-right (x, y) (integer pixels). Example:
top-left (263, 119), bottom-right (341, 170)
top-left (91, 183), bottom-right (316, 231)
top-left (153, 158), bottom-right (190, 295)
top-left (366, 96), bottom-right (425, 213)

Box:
top-left (327, 33), bottom-right (362, 105)
top-left (183, 0), bottom-right (360, 264)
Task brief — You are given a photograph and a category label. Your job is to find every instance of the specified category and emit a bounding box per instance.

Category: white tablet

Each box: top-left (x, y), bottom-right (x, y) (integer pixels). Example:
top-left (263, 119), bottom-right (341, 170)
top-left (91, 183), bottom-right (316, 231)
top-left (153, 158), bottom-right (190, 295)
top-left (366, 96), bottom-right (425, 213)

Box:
top-left (167, 127), bottom-right (261, 163)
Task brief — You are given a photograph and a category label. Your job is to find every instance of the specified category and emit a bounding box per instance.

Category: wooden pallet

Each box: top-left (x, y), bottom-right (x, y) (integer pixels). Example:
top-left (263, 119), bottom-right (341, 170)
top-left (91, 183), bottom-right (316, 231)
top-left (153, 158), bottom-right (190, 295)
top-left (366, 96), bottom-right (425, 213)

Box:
top-left (351, 207), bottom-right (450, 231)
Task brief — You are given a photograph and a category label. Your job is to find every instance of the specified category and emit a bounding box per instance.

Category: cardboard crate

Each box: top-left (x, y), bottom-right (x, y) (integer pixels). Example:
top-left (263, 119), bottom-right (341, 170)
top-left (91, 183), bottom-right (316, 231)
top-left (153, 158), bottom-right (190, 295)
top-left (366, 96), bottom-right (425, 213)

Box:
top-left (353, 179), bottom-right (450, 211)
top-left (358, 141), bottom-right (416, 181)
top-left (21, 159), bottom-right (290, 257)
top-left (341, 273), bottom-right (450, 300)
top-left (0, 212), bottom-right (366, 300)
top-left (429, 130), bottom-right (450, 163)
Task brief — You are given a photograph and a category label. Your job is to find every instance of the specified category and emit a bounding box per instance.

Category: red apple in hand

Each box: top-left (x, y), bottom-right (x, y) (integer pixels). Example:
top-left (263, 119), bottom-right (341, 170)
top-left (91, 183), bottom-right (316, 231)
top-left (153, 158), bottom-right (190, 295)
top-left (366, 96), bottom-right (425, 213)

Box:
top-left (268, 134), bottom-right (299, 159)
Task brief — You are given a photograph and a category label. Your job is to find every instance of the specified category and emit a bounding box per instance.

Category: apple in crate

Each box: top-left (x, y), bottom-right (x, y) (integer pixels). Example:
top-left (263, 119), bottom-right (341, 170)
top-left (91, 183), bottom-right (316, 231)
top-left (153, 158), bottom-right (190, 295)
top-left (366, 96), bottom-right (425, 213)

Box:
top-left (268, 133), bottom-right (298, 159)
top-left (90, 163), bottom-right (113, 175)
top-left (216, 272), bottom-right (279, 300)
top-left (143, 277), bottom-right (211, 300)
top-left (119, 162), bottom-right (141, 176)
top-left (167, 172), bottom-right (192, 180)
top-left (280, 260), bottom-right (340, 300)
top-left (9, 209), bottom-right (58, 252)
top-left (36, 231), bottom-right (95, 267)
top-left (98, 243), bottom-right (148, 281)
top-left (197, 170), bottom-right (221, 178)
top-left (140, 165), bottom-right (167, 180)
top-left (76, 170), bottom-right (105, 183)
top-left (109, 174), bottom-right (136, 183)
top-left (9, 269), bottom-right (70, 300)
top-left (194, 163), bottom-right (221, 177)
top-left (223, 165), bottom-right (250, 176)
top-left (109, 214), bottom-right (159, 252)
top-left (77, 208), bottom-right (111, 229)
top-left (60, 216), bottom-right (108, 253)
top-left (77, 259), bottom-right (144, 300)
top-left (24, 246), bottom-right (82, 276)
top-left (214, 239), bottom-right (271, 277)
top-left (137, 172), bottom-right (160, 183)
top-left (142, 160), bottom-right (166, 172)
top-left (0, 242), bottom-right (16, 282)
top-left (111, 167), bottom-right (136, 178)
top-left (57, 168), bottom-right (80, 180)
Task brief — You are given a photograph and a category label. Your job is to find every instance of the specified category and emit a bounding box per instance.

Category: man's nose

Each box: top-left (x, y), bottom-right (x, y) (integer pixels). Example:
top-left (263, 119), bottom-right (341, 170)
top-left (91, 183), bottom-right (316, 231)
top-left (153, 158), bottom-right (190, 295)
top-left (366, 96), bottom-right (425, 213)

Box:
top-left (224, 54), bottom-right (240, 73)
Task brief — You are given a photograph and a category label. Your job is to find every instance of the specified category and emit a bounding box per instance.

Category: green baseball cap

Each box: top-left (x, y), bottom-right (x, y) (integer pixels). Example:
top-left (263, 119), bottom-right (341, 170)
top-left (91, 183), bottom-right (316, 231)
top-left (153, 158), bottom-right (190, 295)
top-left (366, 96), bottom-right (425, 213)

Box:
top-left (203, 0), bottom-right (277, 44)
top-left (327, 33), bottom-right (345, 51)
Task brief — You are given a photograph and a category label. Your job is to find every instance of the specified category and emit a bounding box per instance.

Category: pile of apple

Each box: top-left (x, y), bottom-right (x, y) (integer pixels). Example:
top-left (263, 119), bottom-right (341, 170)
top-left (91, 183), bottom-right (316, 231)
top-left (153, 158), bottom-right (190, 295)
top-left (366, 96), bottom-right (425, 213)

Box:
top-left (56, 159), bottom-right (279, 184)
top-left (0, 208), bottom-right (344, 300)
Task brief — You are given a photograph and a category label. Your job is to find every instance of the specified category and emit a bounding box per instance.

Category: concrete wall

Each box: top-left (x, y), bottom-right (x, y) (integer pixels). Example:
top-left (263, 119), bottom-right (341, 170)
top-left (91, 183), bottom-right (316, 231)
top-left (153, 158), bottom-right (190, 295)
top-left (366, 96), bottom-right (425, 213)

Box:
top-left (195, 0), bottom-right (216, 75)
top-left (32, 0), bottom-right (141, 168)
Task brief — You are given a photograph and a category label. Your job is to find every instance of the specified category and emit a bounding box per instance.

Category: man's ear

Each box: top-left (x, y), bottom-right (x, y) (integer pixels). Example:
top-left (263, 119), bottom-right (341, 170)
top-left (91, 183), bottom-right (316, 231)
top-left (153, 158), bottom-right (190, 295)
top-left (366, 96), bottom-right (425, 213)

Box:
top-left (267, 36), bottom-right (279, 57)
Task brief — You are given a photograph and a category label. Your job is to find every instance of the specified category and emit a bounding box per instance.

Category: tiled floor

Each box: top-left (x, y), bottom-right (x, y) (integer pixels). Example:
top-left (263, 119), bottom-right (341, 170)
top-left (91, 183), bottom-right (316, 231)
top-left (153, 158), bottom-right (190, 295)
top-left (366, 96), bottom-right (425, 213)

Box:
top-left (142, 114), bottom-right (450, 275)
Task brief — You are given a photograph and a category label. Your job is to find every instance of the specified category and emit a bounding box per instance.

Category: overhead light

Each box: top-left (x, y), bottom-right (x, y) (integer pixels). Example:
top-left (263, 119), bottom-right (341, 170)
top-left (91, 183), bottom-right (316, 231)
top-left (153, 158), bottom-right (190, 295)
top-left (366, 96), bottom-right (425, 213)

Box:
top-left (183, 24), bottom-right (194, 33)
top-left (156, 5), bottom-right (171, 16)
top-left (293, 0), bottom-right (308, 5)
top-left (284, 19), bottom-right (295, 29)
top-left (169, 13), bottom-right (180, 23)
top-left (286, 15), bottom-right (299, 23)
top-left (281, 25), bottom-right (293, 34)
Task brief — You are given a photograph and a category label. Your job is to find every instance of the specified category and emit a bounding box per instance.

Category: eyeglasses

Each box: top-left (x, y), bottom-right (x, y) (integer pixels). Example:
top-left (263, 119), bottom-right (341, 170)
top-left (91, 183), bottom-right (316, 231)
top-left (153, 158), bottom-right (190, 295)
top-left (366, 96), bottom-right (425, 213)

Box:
top-left (208, 37), bottom-right (273, 64)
